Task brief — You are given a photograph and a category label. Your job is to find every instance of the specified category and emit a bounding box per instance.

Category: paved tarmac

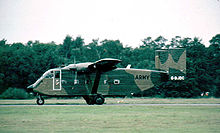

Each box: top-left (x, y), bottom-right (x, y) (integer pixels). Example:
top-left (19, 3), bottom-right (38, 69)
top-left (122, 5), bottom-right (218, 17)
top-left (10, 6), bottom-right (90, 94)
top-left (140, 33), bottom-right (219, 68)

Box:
top-left (1, 103), bottom-right (220, 107)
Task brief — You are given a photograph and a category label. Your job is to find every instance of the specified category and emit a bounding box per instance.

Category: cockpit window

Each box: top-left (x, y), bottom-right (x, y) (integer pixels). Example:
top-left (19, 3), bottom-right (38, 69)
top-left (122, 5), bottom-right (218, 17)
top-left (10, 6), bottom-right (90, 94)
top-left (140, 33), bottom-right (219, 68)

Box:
top-left (44, 70), bottom-right (53, 78)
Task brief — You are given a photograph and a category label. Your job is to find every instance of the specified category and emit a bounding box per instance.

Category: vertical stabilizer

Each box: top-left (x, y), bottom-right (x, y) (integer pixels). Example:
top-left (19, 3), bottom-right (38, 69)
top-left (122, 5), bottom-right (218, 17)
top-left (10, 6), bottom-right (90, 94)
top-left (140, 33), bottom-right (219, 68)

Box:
top-left (155, 48), bottom-right (186, 80)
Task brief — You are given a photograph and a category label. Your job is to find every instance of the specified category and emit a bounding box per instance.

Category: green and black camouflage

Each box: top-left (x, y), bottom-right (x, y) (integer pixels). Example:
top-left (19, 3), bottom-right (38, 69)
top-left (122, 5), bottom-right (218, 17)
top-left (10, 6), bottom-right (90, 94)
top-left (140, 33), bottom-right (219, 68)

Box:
top-left (155, 48), bottom-right (186, 80)
top-left (27, 48), bottom-right (186, 105)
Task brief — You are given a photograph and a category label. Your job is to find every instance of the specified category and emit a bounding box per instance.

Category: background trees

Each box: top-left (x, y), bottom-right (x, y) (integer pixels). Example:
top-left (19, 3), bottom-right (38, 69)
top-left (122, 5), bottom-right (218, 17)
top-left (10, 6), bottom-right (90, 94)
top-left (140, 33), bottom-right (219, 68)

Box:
top-left (0, 34), bottom-right (219, 98)
top-left (207, 35), bottom-right (220, 97)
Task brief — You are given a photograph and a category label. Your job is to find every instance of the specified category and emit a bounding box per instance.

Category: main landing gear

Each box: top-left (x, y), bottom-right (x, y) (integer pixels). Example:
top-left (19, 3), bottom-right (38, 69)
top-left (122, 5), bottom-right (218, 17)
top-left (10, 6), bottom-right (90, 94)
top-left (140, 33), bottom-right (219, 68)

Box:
top-left (36, 95), bottom-right (45, 105)
top-left (35, 94), bottom-right (105, 105)
top-left (83, 94), bottom-right (105, 105)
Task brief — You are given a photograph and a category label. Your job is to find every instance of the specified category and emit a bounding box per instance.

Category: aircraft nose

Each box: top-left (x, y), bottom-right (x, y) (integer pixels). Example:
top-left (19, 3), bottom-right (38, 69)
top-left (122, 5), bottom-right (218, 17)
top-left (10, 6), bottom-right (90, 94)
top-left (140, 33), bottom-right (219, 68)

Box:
top-left (27, 84), bottom-right (34, 92)
top-left (27, 84), bottom-right (33, 89)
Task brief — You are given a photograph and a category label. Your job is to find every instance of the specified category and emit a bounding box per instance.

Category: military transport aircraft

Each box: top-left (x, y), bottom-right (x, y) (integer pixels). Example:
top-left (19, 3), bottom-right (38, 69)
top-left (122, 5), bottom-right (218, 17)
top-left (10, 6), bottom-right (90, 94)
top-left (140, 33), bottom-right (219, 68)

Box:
top-left (27, 48), bottom-right (186, 105)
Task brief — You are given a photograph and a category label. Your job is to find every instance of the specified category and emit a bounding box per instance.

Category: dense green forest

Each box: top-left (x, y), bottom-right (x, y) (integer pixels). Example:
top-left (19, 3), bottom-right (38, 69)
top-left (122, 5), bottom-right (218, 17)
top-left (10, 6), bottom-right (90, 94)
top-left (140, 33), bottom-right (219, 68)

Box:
top-left (0, 34), bottom-right (219, 98)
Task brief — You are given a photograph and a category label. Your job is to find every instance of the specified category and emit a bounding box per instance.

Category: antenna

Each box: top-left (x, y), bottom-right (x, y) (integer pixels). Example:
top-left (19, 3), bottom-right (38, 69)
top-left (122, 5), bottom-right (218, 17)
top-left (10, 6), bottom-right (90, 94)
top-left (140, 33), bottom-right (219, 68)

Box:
top-left (74, 56), bottom-right (76, 65)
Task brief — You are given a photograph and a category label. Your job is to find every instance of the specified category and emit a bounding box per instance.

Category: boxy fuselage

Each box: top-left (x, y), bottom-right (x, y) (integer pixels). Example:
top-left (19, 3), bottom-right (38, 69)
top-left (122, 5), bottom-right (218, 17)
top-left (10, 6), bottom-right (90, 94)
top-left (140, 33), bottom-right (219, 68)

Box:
top-left (27, 48), bottom-right (186, 105)
top-left (30, 67), bottom-right (167, 97)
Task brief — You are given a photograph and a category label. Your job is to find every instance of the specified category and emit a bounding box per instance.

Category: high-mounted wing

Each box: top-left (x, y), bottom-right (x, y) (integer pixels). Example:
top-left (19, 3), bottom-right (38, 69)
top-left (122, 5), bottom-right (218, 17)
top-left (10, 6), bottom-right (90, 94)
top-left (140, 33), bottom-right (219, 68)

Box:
top-left (88, 58), bottom-right (121, 97)
top-left (88, 58), bottom-right (121, 72)
top-left (63, 58), bottom-right (121, 72)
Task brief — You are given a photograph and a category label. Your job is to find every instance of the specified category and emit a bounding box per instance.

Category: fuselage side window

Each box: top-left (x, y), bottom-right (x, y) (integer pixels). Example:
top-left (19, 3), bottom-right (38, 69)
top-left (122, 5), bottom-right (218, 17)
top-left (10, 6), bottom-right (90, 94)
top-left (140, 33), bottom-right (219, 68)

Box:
top-left (114, 79), bottom-right (120, 85)
top-left (74, 79), bottom-right (79, 85)
top-left (104, 80), bottom-right (107, 84)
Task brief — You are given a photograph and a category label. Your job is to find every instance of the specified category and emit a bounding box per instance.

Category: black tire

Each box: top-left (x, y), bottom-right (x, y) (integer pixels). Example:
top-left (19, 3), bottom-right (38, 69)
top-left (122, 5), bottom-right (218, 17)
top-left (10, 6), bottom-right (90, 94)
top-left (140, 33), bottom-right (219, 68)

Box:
top-left (37, 97), bottom-right (44, 105)
top-left (94, 95), bottom-right (105, 105)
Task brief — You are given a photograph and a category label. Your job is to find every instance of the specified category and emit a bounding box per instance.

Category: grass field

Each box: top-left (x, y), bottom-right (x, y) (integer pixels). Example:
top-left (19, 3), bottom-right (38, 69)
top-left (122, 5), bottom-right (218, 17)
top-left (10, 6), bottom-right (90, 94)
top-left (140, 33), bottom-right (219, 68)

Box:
top-left (0, 97), bottom-right (220, 105)
top-left (0, 98), bottom-right (220, 133)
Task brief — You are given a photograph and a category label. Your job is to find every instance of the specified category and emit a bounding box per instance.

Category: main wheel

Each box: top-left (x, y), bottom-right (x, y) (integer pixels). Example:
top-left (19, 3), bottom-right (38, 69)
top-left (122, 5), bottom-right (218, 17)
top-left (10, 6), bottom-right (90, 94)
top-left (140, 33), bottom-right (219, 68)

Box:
top-left (94, 95), bottom-right (105, 105)
top-left (36, 97), bottom-right (44, 105)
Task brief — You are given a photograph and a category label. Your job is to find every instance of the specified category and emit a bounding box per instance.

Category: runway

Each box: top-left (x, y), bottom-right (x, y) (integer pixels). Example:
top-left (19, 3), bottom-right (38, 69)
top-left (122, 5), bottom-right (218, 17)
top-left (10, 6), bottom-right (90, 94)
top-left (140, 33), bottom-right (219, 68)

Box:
top-left (1, 103), bottom-right (220, 107)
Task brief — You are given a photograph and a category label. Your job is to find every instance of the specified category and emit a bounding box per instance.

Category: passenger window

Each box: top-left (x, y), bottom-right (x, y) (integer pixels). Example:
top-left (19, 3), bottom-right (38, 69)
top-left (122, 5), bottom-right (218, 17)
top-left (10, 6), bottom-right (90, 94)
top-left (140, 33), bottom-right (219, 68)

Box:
top-left (74, 80), bottom-right (79, 85)
top-left (114, 79), bottom-right (120, 85)
top-left (85, 80), bottom-right (91, 84)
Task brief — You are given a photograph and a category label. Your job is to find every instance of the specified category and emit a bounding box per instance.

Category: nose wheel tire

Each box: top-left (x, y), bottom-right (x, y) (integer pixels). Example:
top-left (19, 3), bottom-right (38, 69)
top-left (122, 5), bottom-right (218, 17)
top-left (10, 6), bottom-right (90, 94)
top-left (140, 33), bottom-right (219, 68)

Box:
top-left (37, 97), bottom-right (44, 105)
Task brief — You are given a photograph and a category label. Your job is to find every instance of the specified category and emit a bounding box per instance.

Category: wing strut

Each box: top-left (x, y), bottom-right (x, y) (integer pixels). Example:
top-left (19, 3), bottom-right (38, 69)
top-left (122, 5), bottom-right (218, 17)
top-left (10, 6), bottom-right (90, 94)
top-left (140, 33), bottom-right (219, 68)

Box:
top-left (84, 70), bottom-right (105, 105)
top-left (91, 70), bottom-right (101, 94)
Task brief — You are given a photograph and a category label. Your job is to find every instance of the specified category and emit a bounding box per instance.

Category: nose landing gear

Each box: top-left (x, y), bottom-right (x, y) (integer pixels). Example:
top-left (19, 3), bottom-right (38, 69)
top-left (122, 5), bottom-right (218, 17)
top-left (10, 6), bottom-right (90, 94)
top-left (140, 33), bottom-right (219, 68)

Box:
top-left (36, 95), bottom-right (44, 105)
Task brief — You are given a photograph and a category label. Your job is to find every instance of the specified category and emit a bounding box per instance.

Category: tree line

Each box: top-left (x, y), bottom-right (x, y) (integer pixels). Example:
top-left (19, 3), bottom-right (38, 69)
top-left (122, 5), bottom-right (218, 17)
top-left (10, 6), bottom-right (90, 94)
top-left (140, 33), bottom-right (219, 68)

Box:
top-left (0, 34), bottom-right (219, 98)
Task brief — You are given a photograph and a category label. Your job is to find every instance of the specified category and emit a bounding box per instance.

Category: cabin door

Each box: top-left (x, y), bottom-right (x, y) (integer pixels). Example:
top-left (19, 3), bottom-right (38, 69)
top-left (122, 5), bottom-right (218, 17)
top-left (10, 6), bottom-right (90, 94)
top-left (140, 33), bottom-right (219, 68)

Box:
top-left (53, 70), bottom-right (61, 90)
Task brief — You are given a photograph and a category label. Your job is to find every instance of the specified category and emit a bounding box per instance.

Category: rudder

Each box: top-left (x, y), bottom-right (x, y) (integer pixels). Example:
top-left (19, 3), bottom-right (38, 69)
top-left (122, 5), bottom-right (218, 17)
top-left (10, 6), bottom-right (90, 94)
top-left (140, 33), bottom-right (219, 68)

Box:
top-left (155, 48), bottom-right (186, 81)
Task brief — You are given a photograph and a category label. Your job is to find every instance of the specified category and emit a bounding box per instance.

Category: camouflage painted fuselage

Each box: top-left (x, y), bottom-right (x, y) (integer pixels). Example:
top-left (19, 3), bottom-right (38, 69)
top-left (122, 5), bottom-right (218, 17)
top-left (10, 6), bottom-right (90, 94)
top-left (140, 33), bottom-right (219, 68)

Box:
top-left (29, 48), bottom-right (186, 103)
top-left (33, 68), bottom-right (168, 97)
